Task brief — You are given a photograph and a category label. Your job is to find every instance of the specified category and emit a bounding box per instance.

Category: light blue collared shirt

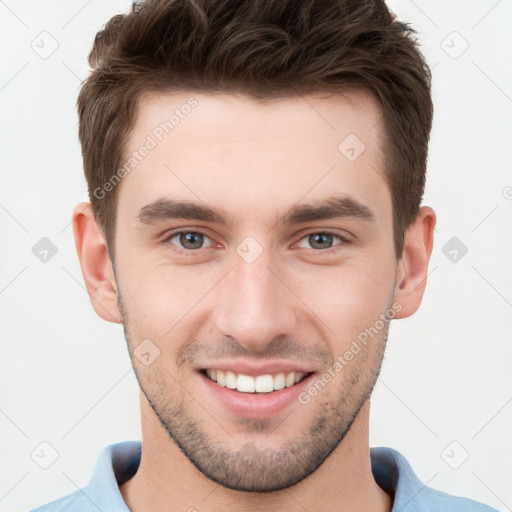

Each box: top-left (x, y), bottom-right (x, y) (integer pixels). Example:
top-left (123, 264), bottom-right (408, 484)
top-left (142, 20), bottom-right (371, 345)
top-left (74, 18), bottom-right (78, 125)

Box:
top-left (30, 441), bottom-right (498, 511)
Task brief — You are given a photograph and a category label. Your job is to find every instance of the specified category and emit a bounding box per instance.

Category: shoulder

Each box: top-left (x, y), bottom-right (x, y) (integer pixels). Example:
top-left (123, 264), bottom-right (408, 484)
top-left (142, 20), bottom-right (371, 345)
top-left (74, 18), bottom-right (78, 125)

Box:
top-left (370, 446), bottom-right (499, 512)
top-left (27, 441), bottom-right (140, 512)
top-left (28, 489), bottom-right (98, 512)
top-left (415, 486), bottom-right (500, 512)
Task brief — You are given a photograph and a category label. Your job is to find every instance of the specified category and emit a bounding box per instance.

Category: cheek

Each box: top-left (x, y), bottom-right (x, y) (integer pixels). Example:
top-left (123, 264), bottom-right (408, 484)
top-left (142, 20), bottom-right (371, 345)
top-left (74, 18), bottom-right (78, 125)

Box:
top-left (118, 256), bottom-right (218, 336)
top-left (117, 228), bottom-right (396, 348)
top-left (294, 260), bottom-right (394, 345)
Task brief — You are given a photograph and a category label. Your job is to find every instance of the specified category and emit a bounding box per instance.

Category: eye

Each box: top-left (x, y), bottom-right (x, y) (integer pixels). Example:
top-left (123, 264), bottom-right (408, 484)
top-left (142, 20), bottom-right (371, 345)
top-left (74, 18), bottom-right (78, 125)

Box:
top-left (164, 230), bottom-right (214, 253)
top-left (296, 231), bottom-right (348, 251)
top-left (161, 229), bottom-right (349, 255)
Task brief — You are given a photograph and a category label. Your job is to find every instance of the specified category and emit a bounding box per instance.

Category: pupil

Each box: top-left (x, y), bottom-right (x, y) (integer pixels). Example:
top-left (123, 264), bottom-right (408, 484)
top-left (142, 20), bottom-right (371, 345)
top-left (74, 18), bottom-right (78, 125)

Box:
top-left (311, 233), bottom-right (332, 249)
top-left (181, 232), bottom-right (203, 249)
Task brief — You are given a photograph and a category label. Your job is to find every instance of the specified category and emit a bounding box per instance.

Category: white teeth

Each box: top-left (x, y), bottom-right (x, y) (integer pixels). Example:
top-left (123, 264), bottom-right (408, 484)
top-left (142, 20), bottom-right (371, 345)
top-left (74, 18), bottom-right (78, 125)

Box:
top-left (255, 374), bottom-right (274, 393)
top-left (205, 369), bottom-right (307, 393)
top-left (216, 369), bottom-right (226, 387)
top-left (237, 374), bottom-right (256, 393)
top-left (225, 370), bottom-right (237, 389)
top-left (273, 372), bottom-right (285, 390)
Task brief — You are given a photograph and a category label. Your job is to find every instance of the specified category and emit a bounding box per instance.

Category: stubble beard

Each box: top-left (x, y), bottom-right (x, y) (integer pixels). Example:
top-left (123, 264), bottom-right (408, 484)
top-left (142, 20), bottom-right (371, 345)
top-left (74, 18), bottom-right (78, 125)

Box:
top-left (118, 291), bottom-right (390, 492)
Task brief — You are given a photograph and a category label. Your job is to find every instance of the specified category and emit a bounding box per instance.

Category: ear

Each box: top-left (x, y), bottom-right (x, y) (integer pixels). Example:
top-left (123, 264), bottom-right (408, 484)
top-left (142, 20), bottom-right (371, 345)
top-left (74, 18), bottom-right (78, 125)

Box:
top-left (72, 202), bottom-right (122, 323)
top-left (393, 206), bottom-right (436, 319)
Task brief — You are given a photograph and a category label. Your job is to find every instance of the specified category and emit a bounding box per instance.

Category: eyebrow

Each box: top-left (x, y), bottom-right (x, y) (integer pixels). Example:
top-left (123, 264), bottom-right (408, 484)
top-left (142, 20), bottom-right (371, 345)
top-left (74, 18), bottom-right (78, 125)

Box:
top-left (136, 195), bottom-right (376, 228)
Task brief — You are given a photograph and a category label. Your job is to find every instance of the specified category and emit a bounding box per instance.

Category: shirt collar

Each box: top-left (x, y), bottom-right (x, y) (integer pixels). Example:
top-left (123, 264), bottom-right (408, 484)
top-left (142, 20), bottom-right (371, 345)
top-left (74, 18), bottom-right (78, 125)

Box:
top-left (370, 446), bottom-right (427, 511)
top-left (86, 441), bottom-right (141, 511)
top-left (85, 441), bottom-right (425, 510)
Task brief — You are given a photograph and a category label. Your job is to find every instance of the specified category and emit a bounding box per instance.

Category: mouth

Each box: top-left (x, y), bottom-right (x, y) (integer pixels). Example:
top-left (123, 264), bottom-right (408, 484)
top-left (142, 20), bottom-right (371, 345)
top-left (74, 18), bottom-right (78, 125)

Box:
top-left (201, 368), bottom-right (312, 394)
top-left (196, 361), bottom-right (317, 418)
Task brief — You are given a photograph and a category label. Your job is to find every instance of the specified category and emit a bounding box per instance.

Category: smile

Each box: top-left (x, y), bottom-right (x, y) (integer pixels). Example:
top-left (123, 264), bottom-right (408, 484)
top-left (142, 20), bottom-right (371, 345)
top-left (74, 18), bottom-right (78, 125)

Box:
top-left (204, 369), bottom-right (310, 393)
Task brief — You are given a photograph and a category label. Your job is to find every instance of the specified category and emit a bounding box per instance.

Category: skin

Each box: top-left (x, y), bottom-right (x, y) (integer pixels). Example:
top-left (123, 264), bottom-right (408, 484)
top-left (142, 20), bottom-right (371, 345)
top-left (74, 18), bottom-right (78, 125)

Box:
top-left (73, 90), bottom-right (435, 512)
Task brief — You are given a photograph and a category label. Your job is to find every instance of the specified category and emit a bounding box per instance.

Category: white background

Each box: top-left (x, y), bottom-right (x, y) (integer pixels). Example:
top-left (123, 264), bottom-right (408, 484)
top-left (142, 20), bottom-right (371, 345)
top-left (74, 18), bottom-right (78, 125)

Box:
top-left (1, 1), bottom-right (511, 511)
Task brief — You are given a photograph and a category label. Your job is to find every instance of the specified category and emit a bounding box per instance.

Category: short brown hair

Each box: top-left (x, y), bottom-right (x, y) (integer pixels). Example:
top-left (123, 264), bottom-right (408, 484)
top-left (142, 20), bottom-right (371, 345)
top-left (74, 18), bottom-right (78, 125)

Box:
top-left (78, 0), bottom-right (433, 259)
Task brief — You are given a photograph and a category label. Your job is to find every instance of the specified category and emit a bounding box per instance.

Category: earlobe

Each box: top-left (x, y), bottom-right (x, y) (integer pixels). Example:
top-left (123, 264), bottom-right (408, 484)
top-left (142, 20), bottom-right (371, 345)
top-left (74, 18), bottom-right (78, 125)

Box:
top-left (72, 202), bottom-right (122, 324)
top-left (393, 206), bottom-right (436, 319)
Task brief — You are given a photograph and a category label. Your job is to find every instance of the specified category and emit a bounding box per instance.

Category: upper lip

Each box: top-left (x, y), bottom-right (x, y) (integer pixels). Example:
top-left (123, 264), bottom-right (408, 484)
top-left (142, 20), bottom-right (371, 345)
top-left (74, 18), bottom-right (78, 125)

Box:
top-left (196, 360), bottom-right (315, 376)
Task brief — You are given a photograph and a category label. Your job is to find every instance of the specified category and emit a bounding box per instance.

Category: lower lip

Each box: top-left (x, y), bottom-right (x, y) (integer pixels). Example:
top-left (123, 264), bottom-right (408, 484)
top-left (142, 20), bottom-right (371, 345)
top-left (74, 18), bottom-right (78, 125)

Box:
top-left (198, 372), bottom-right (315, 419)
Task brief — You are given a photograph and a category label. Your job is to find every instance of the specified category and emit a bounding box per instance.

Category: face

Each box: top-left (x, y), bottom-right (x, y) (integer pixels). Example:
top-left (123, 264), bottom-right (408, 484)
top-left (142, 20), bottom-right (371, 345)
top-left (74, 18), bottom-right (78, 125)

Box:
top-left (113, 90), bottom-right (399, 491)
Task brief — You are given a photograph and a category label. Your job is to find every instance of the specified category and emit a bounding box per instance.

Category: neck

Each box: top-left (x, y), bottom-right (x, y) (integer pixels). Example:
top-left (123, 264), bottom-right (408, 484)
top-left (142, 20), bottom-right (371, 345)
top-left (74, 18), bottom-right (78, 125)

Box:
top-left (120, 395), bottom-right (392, 512)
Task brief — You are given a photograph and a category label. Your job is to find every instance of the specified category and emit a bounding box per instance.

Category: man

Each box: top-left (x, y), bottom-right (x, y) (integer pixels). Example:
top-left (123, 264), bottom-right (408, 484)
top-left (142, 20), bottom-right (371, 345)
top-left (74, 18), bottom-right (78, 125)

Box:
top-left (31, 0), bottom-right (498, 510)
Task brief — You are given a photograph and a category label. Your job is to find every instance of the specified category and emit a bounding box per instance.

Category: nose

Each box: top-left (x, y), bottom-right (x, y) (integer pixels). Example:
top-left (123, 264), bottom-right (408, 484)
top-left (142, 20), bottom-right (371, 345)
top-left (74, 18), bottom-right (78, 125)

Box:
top-left (214, 246), bottom-right (298, 353)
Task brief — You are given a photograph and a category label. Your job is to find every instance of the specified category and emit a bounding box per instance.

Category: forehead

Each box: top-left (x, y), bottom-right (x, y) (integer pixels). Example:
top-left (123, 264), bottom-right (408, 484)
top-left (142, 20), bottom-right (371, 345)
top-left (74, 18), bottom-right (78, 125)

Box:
top-left (118, 90), bottom-right (390, 225)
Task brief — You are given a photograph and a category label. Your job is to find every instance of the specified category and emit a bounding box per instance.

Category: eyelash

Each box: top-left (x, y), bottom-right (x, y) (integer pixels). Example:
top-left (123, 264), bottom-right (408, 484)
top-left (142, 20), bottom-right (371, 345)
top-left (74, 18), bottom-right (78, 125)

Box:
top-left (161, 229), bottom-right (350, 256)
